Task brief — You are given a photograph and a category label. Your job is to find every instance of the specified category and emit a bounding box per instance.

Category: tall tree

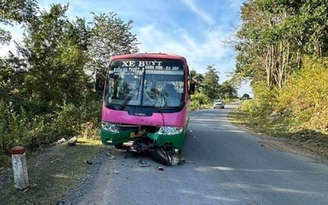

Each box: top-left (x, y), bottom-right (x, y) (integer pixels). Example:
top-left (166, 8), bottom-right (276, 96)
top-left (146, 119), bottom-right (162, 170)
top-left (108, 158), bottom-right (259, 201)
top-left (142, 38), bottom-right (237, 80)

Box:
top-left (203, 65), bottom-right (220, 100)
top-left (86, 12), bottom-right (139, 90)
top-left (16, 4), bottom-right (89, 107)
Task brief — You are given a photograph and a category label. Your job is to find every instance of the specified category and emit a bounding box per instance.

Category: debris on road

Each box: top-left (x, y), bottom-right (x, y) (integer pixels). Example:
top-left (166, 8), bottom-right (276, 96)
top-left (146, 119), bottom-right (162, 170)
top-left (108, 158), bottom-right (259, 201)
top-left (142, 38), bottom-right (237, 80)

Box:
top-left (106, 152), bottom-right (116, 160)
top-left (110, 168), bottom-right (119, 174)
top-left (137, 159), bottom-right (151, 167)
top-left (148, 147), bottom-right (172, 166)
top-left (127, 137), bottom-right (153, 154)
top-left (124, 136), bottom-right (186, 166)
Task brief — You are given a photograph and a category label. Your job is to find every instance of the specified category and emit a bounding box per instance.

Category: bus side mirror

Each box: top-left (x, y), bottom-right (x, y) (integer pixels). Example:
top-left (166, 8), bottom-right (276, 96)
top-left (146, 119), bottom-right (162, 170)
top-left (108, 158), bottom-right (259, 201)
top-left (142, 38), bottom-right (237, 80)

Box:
top-left (94, 73), bottom-right (100, 92)
top-left (189, 80), bottom-right (195, 95)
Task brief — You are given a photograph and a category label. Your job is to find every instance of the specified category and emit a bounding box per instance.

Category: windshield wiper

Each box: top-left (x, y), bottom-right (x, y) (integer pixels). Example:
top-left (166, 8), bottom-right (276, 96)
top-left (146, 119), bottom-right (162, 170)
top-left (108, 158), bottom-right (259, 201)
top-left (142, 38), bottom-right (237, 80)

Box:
top-left (119, 89), bottom-right (138, 110)
top-left (119, 79), bottom-right (142, 110)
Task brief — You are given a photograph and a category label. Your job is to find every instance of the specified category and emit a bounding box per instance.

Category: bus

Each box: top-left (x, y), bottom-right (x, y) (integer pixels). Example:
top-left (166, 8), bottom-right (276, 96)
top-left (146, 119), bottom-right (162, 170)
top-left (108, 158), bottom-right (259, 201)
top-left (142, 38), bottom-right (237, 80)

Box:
top-left (99, 53), bottom-right (195, 153)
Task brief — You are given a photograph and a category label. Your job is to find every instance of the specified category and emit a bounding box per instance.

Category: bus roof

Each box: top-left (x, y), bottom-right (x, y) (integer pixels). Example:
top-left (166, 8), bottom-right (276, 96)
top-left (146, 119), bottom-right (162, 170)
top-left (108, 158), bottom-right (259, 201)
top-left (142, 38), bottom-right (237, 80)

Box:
top-left (110, 53), bottom-right (188, 64)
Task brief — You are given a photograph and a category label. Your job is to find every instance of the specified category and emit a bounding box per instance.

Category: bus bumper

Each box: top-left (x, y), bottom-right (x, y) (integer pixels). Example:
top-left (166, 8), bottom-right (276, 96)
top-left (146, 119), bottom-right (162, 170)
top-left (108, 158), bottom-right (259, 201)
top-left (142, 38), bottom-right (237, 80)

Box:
top-left (101, 127), bottom-right (187, 150)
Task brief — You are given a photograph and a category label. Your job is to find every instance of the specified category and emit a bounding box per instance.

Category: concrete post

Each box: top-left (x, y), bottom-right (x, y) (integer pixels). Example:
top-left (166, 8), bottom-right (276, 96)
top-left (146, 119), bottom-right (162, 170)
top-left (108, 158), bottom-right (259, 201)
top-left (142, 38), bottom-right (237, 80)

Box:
top-left (11, 146), bottom-right (29, 190)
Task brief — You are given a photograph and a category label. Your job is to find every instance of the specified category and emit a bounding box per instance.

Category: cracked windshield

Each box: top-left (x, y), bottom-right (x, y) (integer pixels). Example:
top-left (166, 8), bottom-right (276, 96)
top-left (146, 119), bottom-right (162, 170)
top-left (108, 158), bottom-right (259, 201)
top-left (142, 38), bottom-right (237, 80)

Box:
top-left (105, 59), bottom-right (184, 108)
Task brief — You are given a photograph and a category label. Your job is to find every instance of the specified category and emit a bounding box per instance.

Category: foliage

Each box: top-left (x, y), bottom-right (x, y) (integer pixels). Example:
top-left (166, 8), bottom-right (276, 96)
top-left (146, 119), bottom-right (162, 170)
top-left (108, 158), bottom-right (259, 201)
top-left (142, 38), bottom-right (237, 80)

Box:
top-left (16, 4), bottom-right (90, 107)
top-left (0, 0), bottom-right (38, 44)
top-left (278, 58), bottom-right (328, 133)
top-left (86, 12), bottom-right (139, 91)
top-left (190, 92), bottom-right (211, 110)
top-left (0, 101), bottom-right (24, 165)
top-left (231, 0), bottom-right (328, 138)
top-left (0, 95), bottom-right (101, 168)
top-left (202, 65), bottom-right (220, 100)
top-left (234, 0), bottom-right (328, 89)
top-left (219, 81), bottom-right (237, 99)
top-left (239, 81), bottom-right (279, 120)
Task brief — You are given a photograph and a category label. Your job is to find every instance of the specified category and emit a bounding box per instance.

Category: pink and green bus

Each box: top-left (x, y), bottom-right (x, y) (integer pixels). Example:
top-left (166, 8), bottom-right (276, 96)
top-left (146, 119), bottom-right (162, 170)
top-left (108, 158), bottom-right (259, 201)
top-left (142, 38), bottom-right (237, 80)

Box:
top-left (100, 53), bottom-right (195, 152)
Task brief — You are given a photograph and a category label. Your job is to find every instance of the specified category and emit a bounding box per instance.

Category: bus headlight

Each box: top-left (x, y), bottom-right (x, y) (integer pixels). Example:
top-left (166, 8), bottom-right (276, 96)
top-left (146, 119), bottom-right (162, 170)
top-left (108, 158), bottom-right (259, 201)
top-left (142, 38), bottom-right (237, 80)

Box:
top-left (156, 126), bottom-right (183, 135)
top-left (101, 122), bottom-right (119, 133)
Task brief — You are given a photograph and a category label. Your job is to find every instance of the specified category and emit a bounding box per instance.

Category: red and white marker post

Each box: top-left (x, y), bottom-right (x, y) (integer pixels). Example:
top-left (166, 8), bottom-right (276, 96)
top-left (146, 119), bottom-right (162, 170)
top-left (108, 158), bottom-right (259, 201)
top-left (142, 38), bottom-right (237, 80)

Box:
top-left (11, 146), bottom-right (29, 190)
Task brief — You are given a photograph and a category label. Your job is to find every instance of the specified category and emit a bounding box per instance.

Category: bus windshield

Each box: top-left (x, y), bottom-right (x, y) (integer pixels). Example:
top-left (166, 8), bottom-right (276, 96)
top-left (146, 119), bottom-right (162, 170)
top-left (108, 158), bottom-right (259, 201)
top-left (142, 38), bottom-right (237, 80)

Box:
top-left (104, 59), bottom-right (185, 109)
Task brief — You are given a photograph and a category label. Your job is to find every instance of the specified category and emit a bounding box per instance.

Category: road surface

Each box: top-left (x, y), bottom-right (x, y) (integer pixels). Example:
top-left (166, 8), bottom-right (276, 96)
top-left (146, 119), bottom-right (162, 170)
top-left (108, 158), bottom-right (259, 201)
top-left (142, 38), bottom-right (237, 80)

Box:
top-left (64, 103), bottom-right (328, 205)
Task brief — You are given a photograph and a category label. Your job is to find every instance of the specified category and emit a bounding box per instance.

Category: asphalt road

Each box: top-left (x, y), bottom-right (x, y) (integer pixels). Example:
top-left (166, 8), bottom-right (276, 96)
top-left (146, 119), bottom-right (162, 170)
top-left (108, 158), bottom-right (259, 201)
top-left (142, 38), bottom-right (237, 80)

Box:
top-left (66, 104), bottom-right (328, 205)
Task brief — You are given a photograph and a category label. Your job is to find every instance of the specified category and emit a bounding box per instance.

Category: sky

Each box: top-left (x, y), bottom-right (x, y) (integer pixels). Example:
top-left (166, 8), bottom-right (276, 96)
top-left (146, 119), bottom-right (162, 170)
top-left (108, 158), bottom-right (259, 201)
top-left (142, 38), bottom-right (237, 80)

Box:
top-left (0, 0), bottom-right (252, 96)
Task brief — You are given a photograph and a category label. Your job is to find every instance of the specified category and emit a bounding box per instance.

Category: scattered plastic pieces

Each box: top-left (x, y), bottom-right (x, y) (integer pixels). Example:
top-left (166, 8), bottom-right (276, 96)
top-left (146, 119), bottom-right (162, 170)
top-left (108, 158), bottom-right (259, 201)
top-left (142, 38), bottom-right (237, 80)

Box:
top-left (137, 159), bottom-right (151, 167)
top-left (111, 168), bottom-right (120, 174)
top-left (106, 152), bottom-right (116, 160)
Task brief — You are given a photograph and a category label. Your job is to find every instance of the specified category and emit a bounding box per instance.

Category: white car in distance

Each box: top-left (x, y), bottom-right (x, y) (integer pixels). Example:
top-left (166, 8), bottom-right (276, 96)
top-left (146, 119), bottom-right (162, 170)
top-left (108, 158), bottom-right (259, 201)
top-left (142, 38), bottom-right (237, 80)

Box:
top-left (213, 100), bottom-right (224, 109)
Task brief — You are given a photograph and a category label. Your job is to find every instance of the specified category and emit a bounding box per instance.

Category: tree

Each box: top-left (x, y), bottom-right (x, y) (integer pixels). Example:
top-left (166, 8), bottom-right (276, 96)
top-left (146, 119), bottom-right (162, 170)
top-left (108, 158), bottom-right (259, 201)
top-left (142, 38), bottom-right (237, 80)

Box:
top-left (15, 4), bottom-right (90, 107)
top-left (218, 81), bottom-right (237, 99)
top-left (234, 0), bottom-right (328, 91)
top-left (190, 69), bottom-right (204, 93)
top-left (86, 12), bottom-right (139, 91)
top-left (0, 0), bottom-right (38, 45)
top-left (202, 65), bottom-right (220, 100)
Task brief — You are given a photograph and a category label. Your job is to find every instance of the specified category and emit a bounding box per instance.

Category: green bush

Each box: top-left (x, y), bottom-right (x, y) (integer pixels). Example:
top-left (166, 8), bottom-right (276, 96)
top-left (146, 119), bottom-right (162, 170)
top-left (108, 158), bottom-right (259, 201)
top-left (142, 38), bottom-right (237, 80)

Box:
top-left (240, 82), bottom-right (278, 119)
top-left (78, 100), bottom-right (102, 139)
top-left (23, 114), bottom-right (54, 150)
top-left (190, 93), bottom-right (209, 110)
top-left (239, 99), bottom-right (253, 112)
top-left (0, 101), bottom-right (33, 166)
top-left (0, 98), bottom-right (102, 168)
top-left (50, 100), bottom-right (102, 140)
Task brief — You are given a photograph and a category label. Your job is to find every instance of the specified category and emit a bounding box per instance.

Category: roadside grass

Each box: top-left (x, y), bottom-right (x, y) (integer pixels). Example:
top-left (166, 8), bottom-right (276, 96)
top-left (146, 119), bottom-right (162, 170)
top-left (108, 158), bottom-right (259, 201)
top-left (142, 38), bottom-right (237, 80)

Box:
top-left (0, 137), bottom-right (106, 205)
top-left (228, 109), bottom-right (285, 135)
top-left (228, 108), bottom-right (328, 160)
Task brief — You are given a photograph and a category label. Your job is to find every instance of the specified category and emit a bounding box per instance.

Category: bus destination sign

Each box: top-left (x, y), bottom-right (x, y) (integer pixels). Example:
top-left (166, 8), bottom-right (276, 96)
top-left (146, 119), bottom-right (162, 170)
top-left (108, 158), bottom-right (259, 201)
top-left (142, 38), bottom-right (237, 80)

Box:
top-left (111, 60), bottom-right (183, 73)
